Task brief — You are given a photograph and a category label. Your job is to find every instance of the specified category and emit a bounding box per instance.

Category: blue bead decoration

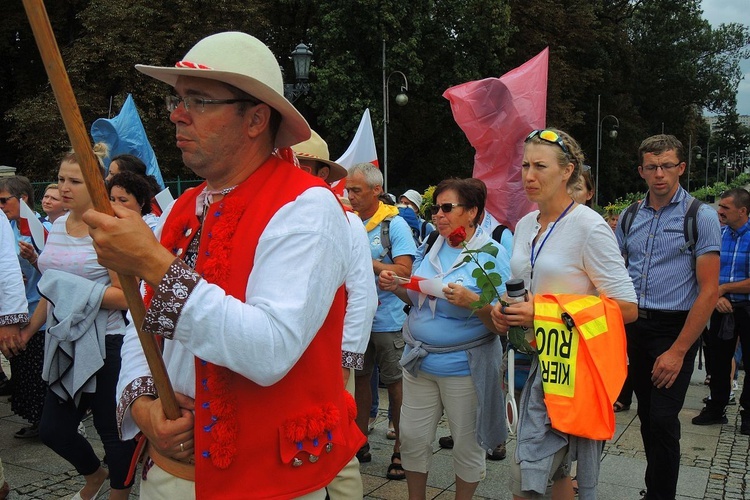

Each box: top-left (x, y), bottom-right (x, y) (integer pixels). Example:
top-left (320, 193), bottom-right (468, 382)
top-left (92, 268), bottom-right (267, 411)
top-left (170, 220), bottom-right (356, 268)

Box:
top-left (327, 431), bottom-right (333, 441)
top-left (200, 360), bottom-right (207, 366)
top-left (214, 211), bottom-right (221, 217)
top-left (202, 451), bottom-right (210, 458)
top-left (202, 402), bottom-right (209, 409)
top-left (203, 424), bottom-right (214, 432)
top-left (201, 379), bottom-right (208, 390)
top-left (296, 442), bottom-right (303, 451)
top-left (313, 438), bottom-right (319, 447)
top-left (211, 415), bottom-right (218, 422)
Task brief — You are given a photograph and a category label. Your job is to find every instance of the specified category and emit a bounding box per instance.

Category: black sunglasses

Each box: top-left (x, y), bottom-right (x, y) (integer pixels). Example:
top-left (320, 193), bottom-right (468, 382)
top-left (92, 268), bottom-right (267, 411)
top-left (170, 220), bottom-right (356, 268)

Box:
top-left (0, 196), bottom-right (18, 204)
top-left (429, 203), bottom-right (466, 215)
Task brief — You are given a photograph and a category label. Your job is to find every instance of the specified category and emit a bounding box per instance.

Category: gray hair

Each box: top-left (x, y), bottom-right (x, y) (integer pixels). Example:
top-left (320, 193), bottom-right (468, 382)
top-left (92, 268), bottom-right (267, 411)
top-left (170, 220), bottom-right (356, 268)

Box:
top-left (348, 162), bottom-right (383, 188)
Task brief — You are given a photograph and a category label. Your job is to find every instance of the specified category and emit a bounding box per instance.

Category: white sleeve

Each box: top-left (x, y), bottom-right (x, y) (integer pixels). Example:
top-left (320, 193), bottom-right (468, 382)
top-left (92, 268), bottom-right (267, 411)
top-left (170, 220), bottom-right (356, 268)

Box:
top-left (342, 212), bottom-right (376, 365)
top-left (173, 188), bottom-right (350, 386)
top-left (582, 219), bottom-right (637, 303)
top-left (0, 212), bottom-right (28, 322)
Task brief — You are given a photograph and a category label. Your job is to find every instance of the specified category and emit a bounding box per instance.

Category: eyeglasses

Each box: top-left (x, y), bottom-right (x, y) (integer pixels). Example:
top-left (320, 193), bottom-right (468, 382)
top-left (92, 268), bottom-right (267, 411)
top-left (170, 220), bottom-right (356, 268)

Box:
top-left (429, 203), bottom-right (466, 215)
top-left (641, 162), bottom-right (683, 172)
top-left (0, 196), bottom-right (18, 204)
top-left (165, 95), bottom-right (260, 113)
top-left (525, 129), bottom-right (570, 155)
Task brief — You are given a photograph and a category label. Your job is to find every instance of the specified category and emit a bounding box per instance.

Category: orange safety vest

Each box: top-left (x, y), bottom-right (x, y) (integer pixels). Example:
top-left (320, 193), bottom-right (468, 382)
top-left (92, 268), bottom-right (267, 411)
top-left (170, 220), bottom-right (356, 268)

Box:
top-left (533, 294), bottom-right (627, 440)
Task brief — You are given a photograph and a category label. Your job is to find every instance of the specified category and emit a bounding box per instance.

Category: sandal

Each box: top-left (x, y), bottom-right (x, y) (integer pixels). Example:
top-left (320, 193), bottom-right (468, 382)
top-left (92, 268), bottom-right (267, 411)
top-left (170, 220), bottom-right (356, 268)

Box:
top-left (613, 401), bottom-right (630, 413)
top-left (356, 443), bottom-right (372, 463)
top-left (386, 452), bottom-right (406, 480)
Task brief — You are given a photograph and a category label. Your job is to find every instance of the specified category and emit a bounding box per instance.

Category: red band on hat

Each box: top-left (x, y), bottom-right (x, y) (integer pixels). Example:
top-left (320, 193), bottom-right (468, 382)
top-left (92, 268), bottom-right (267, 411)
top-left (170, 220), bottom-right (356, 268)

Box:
top-left (175, 60), bottom-right (213, 70)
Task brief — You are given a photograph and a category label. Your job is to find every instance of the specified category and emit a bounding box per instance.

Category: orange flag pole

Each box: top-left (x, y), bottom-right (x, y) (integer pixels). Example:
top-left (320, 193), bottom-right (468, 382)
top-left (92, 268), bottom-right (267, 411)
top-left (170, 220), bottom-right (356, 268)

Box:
top-left (22, 0), bottom-right (180, 420)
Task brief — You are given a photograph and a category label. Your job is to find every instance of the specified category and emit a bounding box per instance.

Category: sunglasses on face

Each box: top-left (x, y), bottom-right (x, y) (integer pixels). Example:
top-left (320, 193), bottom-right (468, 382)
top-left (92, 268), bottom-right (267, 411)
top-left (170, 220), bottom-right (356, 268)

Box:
top-left (429, 203), bottom-right (466, 215)
top-left (0, 196), bottom-right (18, 204)
top-left (525, 129), bottom-right (570, 155)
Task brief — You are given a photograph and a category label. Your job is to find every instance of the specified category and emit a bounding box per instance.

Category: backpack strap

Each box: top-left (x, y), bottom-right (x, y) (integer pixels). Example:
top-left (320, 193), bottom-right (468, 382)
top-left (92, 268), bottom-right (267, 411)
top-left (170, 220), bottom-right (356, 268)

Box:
top-left (424, 229), bottom-right (439, 255)
top-left (681, 197), bottom-right (702, 271)
top-left (420, 220), bottom-right (430, 242)
top-left (376, 216), bottom-right (394, 262)
top-left (620, 200), bottom-right (642, 267)
top-left (492, 224), bottom-right (508, 243)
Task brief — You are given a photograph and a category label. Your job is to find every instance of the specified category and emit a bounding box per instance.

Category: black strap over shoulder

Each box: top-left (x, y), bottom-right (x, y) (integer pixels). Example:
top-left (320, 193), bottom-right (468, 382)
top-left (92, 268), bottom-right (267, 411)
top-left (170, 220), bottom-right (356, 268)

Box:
top-left (424, 229), bottom-right (439, 254)
top-left (621, 196), bottom-right (702, 270)
top-left (492, 224), bottom-right (508, 243)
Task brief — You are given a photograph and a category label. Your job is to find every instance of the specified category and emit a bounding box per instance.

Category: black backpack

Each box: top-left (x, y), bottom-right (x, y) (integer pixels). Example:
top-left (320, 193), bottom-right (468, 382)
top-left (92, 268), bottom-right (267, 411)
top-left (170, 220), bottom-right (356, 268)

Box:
top-left (620, 197), bottom-right (702, 270)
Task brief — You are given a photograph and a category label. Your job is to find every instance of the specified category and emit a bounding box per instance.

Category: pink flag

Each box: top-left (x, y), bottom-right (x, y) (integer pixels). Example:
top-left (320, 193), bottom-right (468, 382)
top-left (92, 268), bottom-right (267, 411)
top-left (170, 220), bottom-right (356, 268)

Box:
top-left (332, 108), bottom-right (379, 195)
top-left (443, 48), bottom-right (549, 231)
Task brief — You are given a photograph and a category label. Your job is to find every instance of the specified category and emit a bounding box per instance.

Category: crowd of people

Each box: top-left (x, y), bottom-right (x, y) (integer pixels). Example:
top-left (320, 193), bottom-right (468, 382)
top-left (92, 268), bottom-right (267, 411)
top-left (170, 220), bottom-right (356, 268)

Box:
top-left (0, 29), bottom-right (745, 500)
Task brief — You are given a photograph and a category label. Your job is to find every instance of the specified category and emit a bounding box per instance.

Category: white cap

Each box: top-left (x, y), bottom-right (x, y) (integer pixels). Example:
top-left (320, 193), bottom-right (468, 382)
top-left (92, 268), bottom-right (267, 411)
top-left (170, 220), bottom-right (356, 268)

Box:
top-left (400, 189), bottom-right (422, 210)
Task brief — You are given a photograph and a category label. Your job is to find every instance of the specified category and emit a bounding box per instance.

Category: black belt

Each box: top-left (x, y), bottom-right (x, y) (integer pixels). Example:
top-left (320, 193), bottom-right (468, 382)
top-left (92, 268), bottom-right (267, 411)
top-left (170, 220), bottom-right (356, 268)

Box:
top-left (638, 308), bottom-right (690, 321)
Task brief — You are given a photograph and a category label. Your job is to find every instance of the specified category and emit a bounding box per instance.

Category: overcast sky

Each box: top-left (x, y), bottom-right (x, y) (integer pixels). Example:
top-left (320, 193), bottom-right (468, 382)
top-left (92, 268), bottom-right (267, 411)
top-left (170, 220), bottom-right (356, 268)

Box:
top-left (701, 0), bottom-right (750, 116)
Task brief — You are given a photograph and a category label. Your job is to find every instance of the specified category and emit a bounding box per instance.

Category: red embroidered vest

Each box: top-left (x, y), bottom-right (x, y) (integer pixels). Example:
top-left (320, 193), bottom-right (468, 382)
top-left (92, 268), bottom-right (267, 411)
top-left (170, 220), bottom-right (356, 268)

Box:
top-left (158, 156), bottom-right (365, 499)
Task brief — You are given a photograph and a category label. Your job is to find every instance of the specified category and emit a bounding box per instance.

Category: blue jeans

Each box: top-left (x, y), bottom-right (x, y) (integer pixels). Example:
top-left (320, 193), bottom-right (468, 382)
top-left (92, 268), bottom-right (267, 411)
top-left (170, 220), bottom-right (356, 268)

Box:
top-left (39, 334), bottom-right (137, 489)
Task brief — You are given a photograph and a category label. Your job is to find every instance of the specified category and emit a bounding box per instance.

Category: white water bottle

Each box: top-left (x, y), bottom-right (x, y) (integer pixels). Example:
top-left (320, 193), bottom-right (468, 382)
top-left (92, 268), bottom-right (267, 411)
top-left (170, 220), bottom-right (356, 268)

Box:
top-left (503, 279), bottom-right (534, 351)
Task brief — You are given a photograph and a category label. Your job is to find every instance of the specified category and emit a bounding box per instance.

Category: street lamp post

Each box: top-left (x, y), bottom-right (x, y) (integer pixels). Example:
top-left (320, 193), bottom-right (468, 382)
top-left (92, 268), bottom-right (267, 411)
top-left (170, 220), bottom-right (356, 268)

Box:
top-left (707, 151), bottom-right (719, 186)
top-left (382, 40), bottom-right (408, 194)
top-left (283, 43), bottom-right (313, 103)
top-left (704, 142), bottom-right (710, 188)
top-left (690, 144), bottom-right (702, 192)
top-left (594, 95), bottom-right (619, 207)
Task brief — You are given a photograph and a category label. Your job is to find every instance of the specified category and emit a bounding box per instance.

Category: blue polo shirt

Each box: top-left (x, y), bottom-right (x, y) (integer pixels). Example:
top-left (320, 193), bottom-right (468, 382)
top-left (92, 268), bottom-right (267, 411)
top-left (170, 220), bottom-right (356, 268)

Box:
top-left (616, 187), bottom-right (721, 311)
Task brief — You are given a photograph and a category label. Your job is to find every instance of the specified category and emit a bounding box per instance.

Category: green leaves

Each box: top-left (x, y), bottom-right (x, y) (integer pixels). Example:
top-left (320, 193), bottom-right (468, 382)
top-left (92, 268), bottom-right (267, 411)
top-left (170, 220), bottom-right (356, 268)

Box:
top-left (460, 242), bottom-right (502, 313)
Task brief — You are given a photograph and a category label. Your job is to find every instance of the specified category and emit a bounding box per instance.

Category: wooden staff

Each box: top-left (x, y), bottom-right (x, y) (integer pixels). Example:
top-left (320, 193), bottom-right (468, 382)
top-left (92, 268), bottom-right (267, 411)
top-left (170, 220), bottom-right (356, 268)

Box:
top-left (23, 0), bottom-right (180, 420)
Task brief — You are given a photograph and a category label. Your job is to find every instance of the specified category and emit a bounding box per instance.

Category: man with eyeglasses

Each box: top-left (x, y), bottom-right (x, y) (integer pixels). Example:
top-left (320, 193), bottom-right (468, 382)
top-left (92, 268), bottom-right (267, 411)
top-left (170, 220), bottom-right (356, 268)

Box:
top-left (346, 162), bottom-right (417, 480)
top-left (616, 134), bottom-right (721, 500)
top-left (83, 32), bottom-right (364, 499)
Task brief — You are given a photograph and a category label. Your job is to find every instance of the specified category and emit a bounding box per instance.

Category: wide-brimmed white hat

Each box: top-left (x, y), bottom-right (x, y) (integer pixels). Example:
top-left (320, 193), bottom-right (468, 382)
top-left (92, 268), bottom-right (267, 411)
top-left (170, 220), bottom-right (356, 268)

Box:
top-left (135, 32), bottom-right (310, 148)
top-left (292, 131), bottom-right (348, 184)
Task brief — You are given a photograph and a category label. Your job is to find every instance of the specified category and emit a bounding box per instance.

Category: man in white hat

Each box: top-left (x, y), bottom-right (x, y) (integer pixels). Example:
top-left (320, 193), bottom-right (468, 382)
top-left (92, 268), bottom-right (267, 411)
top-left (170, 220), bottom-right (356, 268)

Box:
top-left (84, 32), bottom-right (364, 499)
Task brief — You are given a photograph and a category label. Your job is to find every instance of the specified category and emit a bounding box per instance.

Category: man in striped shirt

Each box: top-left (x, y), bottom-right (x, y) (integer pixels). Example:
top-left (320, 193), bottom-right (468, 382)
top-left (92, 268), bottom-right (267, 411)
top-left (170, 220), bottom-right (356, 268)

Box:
top-left (616, 134), bottom-right (721, 500)
top-left (692, 188), bottom-right (750, 431)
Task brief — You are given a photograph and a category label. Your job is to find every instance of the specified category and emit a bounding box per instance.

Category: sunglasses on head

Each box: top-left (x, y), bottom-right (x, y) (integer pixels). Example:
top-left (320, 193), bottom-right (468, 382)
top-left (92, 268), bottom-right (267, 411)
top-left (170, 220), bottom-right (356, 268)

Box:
top-left (429, 203), bottom-right (466, 215)
top-left (0, 196), bottom-right (18, 204)
top-left (525, 129), bottom-right (570, 155)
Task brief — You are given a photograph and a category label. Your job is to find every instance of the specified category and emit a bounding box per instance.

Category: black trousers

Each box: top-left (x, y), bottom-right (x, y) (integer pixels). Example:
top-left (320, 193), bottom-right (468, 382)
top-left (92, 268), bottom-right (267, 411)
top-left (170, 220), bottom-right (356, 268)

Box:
top-left (39, 334), bottom-right (136, 490)
top-left (626, 314), bottom-right (697, 500)
top-left (705, 307), bottom-right (750, 413)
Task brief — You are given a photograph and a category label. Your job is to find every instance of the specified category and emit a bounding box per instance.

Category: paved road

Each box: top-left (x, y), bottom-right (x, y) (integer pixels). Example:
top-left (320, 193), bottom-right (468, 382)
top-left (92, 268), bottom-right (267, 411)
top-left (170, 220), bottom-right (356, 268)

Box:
top-left (1, 356), bottom-right (747, 499)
